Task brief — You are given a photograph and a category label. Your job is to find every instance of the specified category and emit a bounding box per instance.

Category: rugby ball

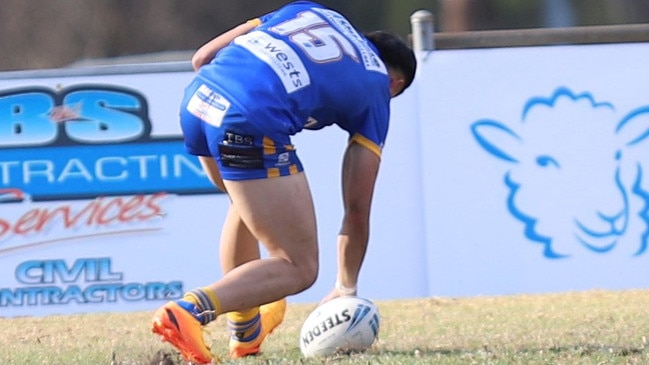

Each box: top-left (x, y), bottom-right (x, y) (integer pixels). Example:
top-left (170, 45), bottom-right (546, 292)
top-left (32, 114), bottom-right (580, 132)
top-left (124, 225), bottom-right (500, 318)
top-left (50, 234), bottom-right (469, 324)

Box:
top-left (299, 296), bottom-right (380, 357)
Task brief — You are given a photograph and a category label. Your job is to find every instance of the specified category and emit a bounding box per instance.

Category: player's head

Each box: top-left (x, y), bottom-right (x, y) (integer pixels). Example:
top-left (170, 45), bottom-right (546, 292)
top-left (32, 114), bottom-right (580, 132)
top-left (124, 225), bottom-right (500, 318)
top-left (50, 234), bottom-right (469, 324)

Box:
top-left (365, 31), bottom-right (417, 97)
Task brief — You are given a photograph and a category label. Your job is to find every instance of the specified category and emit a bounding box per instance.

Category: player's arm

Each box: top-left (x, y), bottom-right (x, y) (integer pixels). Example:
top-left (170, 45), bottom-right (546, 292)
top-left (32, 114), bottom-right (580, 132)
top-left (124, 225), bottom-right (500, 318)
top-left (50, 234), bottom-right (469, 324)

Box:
top-left (330, 138), bottom-right (381, 299)
top-left (191, 19), bottom-right (261, 71)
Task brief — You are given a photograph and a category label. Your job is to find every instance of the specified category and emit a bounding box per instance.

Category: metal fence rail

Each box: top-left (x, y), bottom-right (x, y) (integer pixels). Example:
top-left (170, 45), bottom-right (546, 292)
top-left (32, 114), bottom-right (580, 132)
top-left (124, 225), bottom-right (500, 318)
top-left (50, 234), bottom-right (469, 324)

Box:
top-left (410, 10), bottom-right (649, 51)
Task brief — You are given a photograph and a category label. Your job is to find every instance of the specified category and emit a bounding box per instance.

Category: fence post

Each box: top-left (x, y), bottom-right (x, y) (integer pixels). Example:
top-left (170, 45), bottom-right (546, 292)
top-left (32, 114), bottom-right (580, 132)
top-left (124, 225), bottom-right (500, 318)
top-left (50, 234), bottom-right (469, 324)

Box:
top-left (410, 10), bottom-right (435, 53)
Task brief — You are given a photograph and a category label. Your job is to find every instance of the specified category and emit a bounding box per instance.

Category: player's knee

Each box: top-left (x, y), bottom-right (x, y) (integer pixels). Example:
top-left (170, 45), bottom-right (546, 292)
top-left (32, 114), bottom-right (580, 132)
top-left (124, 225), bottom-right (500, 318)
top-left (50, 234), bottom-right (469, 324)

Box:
top-left (292, 257), bottom-right (319, 293)
top-left (303, 257), bottom-right (319, 288)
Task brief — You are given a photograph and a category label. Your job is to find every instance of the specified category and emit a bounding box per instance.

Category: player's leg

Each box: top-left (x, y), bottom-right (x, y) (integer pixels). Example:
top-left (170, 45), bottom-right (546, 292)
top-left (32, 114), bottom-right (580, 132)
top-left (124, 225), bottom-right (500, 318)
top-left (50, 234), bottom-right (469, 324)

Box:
top-left (197, 155), bottom-right (227, 193)
top-left (218, 201), bottom-right (259, 273)
top-left (194, 114), bottom-right (318, 309)
top-left (209, 171), bottom-right (319, 309)
top-left (196, 157), bottom-right (261, 276)
top-left (219, 201), bottom-right (274, 358)
top-left (196, 157), bottom-right (261, 272)
top-left (174, 171), bottom-right (316, 359)
top-left (152, 175), bottom-right (313, 363)
top-left (152, 82), bottom-right (311, 362)
top-left (200, 156), bottom-right (288, 358)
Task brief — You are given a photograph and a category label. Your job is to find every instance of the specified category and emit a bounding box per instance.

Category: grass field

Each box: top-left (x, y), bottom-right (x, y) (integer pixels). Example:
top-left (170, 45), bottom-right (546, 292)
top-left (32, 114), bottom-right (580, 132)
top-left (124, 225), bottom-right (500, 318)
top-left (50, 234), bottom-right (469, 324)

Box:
top-left (2, 289), bottom-right (649, 364)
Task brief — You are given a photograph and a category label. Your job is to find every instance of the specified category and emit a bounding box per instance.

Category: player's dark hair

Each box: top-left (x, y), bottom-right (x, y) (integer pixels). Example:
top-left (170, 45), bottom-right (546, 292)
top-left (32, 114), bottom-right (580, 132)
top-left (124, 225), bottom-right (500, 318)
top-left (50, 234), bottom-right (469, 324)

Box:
top-left (364, 31), bottom-right (417, 96)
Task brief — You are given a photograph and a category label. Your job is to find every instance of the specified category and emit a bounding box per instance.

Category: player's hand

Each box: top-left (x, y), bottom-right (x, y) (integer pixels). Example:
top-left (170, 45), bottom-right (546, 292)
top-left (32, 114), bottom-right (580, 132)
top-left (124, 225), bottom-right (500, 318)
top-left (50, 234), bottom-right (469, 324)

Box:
top-left (320, 284), bottom-right (357, 304)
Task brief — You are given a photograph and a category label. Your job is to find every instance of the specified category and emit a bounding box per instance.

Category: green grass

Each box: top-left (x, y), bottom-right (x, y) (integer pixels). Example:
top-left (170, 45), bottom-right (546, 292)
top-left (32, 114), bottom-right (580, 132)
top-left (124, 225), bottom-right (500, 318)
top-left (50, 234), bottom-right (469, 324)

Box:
top-left (2, 289), bottom-right (649, 364)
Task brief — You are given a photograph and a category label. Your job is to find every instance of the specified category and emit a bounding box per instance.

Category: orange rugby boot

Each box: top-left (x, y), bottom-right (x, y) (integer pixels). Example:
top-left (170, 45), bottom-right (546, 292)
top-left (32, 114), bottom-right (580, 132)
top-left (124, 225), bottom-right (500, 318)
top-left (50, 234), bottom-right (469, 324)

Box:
top-left (152, 300), bottom-right (215, 364)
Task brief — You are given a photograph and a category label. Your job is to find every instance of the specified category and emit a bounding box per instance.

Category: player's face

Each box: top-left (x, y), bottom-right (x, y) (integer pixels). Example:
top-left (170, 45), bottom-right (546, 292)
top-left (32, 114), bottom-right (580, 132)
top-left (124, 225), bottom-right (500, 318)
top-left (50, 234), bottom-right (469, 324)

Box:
top-left (388, 69), bottom-right (406, 97)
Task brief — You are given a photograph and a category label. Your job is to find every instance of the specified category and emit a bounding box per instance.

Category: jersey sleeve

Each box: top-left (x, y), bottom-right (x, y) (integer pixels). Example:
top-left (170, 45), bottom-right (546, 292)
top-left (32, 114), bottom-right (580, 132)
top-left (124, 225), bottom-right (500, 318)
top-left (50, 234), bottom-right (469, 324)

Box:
top-left (348, 102), bottom-right (390, 158)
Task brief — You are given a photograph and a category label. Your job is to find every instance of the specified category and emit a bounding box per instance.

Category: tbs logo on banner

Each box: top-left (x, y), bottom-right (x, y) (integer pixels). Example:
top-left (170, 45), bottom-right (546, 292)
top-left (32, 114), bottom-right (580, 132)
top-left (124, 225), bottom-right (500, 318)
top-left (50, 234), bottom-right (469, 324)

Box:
top-left (0, 84), bottom-right (218, 201)
top-left (0, 84), bottom-right (219, 255)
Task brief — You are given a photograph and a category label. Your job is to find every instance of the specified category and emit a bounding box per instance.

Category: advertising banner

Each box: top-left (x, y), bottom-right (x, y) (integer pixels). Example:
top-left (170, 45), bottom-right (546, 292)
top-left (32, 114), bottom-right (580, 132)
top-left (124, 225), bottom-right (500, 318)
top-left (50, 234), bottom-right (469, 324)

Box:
top-left (0, 70), bottom-right (226, 317)
top-left (419, 42), bottom-right (649, 296)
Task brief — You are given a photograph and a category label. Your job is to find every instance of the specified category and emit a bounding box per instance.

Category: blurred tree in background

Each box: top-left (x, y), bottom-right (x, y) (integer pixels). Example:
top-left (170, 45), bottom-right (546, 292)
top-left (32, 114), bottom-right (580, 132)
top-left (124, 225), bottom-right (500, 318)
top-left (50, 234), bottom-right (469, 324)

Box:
top-left (0, 0), bottom-right (647, 72)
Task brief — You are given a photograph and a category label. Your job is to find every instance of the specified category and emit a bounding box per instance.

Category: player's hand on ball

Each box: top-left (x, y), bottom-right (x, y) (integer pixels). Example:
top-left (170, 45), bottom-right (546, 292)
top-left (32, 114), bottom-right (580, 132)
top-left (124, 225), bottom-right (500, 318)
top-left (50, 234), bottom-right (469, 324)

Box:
top-left (320, 282), bottom-right (357, 304)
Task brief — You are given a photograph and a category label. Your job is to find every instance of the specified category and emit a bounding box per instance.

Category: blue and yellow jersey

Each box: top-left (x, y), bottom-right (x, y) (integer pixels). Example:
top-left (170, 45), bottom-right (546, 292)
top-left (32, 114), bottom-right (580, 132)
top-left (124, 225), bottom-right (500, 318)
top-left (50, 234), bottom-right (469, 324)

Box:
top-left (196, 1), bottom-right (391, 157)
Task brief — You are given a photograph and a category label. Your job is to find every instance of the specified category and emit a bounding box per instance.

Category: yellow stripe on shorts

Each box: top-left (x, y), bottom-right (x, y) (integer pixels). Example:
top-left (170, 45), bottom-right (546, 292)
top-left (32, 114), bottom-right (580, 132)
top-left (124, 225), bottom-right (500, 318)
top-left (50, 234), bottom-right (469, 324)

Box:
top-left (267, 167), bottom-right (280, 178)
top-left (263, 136), bottom-right (276, 155)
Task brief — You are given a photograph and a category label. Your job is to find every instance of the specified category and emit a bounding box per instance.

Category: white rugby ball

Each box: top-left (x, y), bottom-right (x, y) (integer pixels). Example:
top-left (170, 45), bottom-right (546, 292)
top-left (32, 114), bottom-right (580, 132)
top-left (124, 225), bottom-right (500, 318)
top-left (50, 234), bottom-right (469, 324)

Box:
top-left (299, 296), bottom-right (380, 357)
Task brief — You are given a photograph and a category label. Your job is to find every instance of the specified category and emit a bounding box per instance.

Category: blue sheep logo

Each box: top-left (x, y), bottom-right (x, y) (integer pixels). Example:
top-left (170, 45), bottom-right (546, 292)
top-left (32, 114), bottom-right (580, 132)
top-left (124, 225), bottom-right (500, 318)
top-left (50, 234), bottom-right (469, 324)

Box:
top-left (471, 87), bottom-right (649, 258)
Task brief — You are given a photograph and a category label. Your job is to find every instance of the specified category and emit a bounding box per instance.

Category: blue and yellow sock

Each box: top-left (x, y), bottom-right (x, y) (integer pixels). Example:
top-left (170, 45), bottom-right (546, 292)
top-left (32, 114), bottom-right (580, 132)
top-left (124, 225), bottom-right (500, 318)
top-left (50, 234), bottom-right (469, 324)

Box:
top-left (181, 287), bottom-right (222, 325)
top-left (227, 307), bottom-right (261, 343)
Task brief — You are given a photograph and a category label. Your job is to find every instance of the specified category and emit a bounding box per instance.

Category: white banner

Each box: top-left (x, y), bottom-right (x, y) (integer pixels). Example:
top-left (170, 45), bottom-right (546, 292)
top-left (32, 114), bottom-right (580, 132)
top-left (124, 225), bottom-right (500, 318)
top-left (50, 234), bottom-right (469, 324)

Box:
top-left (419, 42), bottom-right (649, 296)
